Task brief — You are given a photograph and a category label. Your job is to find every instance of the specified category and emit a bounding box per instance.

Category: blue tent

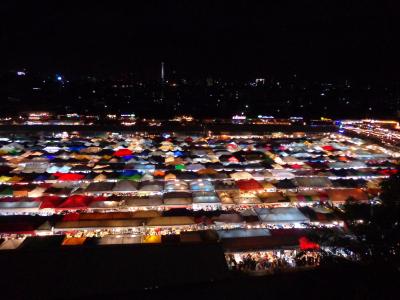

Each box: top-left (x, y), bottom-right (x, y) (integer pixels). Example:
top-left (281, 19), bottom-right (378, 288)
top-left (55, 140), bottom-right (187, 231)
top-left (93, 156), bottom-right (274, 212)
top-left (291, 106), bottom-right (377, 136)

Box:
top-left (174, 150), bottom-right (183, 157)
top-left (121, 169), bottom-right (141, 176)
top-left (68, 146), bottom-right (86, 152)
top-left (35, 174), bottom-right (49, 181)
top-left (139, 150), bottom-right (150, 156)
top-left (122, 155), bottom-right (134, 161)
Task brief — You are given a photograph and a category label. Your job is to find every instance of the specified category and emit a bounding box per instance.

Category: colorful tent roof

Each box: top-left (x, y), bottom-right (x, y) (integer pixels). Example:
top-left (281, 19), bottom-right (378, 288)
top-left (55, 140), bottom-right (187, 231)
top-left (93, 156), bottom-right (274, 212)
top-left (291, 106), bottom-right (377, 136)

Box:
top-left (54, 173), bottom-right (85, 181)
top-left (113, 149), bottom-right (133, 157)
top-left (236, 179), bottom-right (263, 191)
top-left (58, 195), bottom-right (92, 209)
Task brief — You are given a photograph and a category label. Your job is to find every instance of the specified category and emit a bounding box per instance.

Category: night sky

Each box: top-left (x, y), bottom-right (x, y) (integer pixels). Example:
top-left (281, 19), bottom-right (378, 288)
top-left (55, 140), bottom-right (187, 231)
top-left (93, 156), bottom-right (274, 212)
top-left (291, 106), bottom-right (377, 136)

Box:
top-left (2, 1), bottom-right (400, 80)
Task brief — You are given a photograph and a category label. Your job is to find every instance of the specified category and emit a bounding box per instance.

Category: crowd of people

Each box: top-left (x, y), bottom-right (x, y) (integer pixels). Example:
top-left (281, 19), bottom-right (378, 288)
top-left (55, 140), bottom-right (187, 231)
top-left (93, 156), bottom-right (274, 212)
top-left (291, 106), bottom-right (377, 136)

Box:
top-left (226, 250), bottom-right (321, 273)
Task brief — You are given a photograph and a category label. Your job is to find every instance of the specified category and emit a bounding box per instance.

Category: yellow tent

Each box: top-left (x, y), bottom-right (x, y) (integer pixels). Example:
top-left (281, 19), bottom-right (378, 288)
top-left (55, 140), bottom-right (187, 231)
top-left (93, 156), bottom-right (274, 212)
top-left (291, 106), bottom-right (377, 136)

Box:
top-left (8, 175), bottom-right (23, 183)
top-left (164, 173), bottom-right (177, 180)
top-left (0, 176), bottom-right (11, 183)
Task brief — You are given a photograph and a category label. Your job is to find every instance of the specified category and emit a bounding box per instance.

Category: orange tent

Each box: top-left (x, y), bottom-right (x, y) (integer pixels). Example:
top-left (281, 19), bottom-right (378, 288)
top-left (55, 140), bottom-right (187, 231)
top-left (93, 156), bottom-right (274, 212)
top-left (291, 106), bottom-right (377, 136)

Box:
top-left (197, 168), bottom-right (218, 175)
top-left (153, 170), bottom-right (165, 177)
top-left (62, 237), bottom-right (87, 246)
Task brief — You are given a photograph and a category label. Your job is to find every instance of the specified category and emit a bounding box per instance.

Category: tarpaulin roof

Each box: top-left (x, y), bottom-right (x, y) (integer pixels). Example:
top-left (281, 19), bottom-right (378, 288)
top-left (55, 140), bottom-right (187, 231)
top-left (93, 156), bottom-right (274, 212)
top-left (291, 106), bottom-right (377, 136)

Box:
top-left (123, 196), bottom-right (163, 207)
top-left (146, 216), bottom-right (196, 226)
top-left (192, 191), bottom-right (220, 203)
top-left (85, 182), bottom-right (115, 193)
top-left (55, 219), bottom-right (143, 230)
top-left (236, 179), bottom-right (263, 191)
top-left (0, 239), bottom-right (25, 250)
top-left (39, 196), bottom-right (64, 209)
top-left (288, 193), bottom-right (329, 202)
top-left (54, 173), bottom-right (85, 181)
top-left (326, 188), bottom-right (368, 202)
top-left (113, 149), bottom-right (133, 157)
top-left (113, 180), bottom-right (138, 192)
top-left (58, 195), bottom-right (92, 209)
top-left (0, 201), bottom-right (41, 210)
top-left (218, 228), bottom-right (271, 239)
top-left (294, 176), bottom-right (332, 188)
top-left (299, 236), bottom-right (320, 250)
top-left (256, 207), bottom-right (310, 224)
top-left (163, 192), bottom-right (192, 205)
top-left (62, 237), bottom-right (87, 246)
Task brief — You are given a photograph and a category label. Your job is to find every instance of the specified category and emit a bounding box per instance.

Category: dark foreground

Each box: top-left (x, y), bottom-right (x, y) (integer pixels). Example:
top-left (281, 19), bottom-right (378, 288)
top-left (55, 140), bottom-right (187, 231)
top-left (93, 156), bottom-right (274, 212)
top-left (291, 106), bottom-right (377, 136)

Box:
top-left (121, 264), bottom-right (400, 300)
top-left (0, 242), bottom-right (399, 300)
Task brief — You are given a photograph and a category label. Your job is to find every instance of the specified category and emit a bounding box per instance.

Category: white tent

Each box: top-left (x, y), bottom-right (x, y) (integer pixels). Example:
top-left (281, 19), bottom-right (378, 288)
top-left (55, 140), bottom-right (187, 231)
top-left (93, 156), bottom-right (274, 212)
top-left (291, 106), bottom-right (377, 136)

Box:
top-left (0, 201), bottom-right (41, 212)
top-left (124, 196), bottom-right (163, 207)
top-left (230, 171), bottom-right (253, 180)
top-left (294, 176), bottom-right (332, 188)
top-left (192, 191), bottom-right (220, 204)
top-left (0, 239), bottom-right (25, 250)
top-left (186, 163), bottom-right (205, 171)
top-left (89, 200), bottom-right (121, 209)
top-left (96, 236), bottom-right (142, 245)
top-left (256, 207), bottom-right (309, 224)
top-left (85, 182), bottom-right (115, 193)
top-left (112, 180), bottom-right (138, 192)
top-left (139, 181), bottom-right (163, 192)
top-left (217, 228), bottom-right (271, 239)
top-left (268, 169), bottom-right (295, 180)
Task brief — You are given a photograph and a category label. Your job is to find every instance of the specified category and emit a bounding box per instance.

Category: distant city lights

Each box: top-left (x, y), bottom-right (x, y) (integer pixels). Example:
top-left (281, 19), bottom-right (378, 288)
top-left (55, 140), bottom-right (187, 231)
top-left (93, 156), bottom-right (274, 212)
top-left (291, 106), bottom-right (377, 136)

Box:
top-left (258, 115), bottom-right (274, 119)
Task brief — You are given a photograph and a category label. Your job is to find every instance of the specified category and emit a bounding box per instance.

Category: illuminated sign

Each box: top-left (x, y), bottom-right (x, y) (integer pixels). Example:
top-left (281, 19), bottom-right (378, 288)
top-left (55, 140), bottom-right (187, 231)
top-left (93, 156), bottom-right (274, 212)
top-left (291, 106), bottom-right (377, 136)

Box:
top-left (232, 115), bottom-right (246, 120)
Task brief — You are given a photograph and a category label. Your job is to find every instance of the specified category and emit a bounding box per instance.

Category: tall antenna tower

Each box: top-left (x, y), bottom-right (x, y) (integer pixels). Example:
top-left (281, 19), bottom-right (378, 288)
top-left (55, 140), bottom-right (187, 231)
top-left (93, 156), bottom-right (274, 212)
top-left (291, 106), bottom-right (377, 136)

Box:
top-left (160, 62), bottom-right (165, 102)
top-left (161, 62), bottom-right (165, 84)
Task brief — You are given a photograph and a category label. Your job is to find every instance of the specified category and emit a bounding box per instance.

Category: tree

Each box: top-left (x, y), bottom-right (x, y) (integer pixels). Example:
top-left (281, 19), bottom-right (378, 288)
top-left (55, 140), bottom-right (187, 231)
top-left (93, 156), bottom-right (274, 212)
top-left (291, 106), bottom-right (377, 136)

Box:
top-left (344, 196), bottom-right (370, 221)
top-left (380, 173), bottom-right (400, 207)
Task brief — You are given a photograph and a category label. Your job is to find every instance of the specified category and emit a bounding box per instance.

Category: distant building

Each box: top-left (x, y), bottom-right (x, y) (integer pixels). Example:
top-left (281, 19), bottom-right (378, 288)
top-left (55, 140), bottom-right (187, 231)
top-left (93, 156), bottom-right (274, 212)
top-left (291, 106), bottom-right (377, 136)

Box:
top-left (232, 115), bottom-right (246, 124)
top-left (255, 78), bottom-right (265, 86)
top-left (25, 111), bottom-right (52, 121)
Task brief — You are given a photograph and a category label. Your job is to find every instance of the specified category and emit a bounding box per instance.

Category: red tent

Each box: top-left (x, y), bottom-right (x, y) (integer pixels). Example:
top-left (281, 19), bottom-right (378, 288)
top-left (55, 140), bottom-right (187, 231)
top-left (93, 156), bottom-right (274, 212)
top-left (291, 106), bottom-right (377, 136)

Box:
top-left (113, 149), bottom-right (133, 157)
top-left (236, 179), bottom-right (263, 191)
top-left (54, 173), bottom-right (85, 181)
top-left (39, 196), bottom-right (64, 209)
top-left (378, 169), bottom-right (398, 176)
top-left (315, 213), bottom-right (328, 221)
top-left (290, 164), bottom-right (302, 169)
top-left (91, 196), bottom-right (108, 202)
top-left (62, 213), bottom-right (80, 221)
top-left (299, 236), bottom-right (320, 250)
top-left (0, 197), bottom-right (20, 203)
top-left (58, 195), bottom-right (92, 209)
top-left (228, 156), bottom-right (239, 163)
top-left (322, 145), bottom-right (335, 151)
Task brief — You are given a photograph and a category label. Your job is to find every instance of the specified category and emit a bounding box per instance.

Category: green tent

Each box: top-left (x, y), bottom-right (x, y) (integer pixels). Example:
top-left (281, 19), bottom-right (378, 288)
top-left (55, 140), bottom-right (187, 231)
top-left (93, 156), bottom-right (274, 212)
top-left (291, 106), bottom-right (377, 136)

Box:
top-left (122, 174), bottom-right (142, 181)
top-left (0, 186), bottom-right (13, 196)
top-left (175, 164), bottom-right (186, 171)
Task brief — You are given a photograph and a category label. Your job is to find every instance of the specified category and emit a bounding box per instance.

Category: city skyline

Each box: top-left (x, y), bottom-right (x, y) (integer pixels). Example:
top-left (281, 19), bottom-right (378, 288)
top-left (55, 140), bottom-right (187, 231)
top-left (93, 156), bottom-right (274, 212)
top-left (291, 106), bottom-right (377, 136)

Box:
top-left (2, 66), bottom-right (399, 119)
